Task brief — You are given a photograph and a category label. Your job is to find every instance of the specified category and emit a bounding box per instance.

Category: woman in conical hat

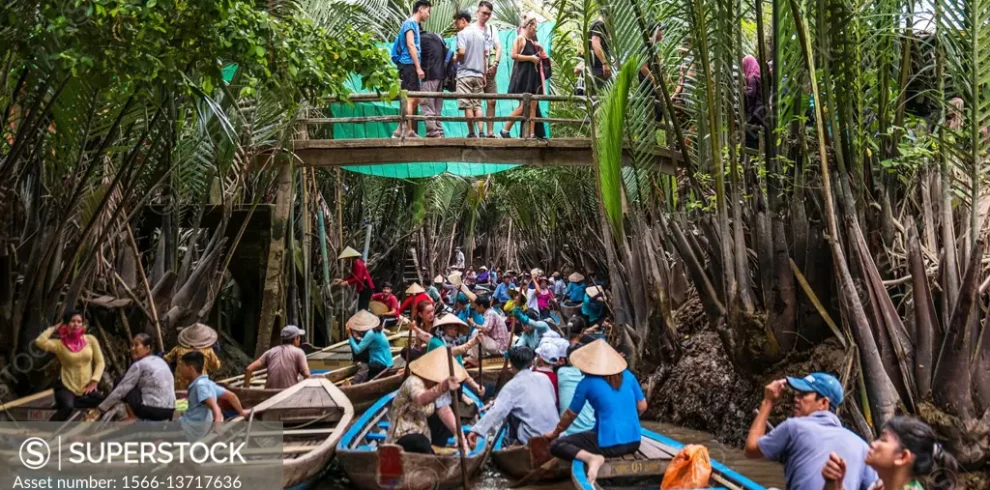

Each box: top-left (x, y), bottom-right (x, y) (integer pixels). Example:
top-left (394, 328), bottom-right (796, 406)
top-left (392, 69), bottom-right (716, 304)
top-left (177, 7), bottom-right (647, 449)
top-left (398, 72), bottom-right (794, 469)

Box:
top-left (346, 310), bottom-right (393, 383)
top-left (564, 272), bottom-right (586, 305)
top-left (398, 282), bottom-right (433, 324)
top-left (164, 322), bottom-right (221, 390)
top-left (543, 339), bottom-right (647, 485)
top-left (423, 313), bottom-right (486, 405)
top-left (580, 285), bottom-right (608, 327)
top-left (332, 246), bottom-right (375, 310)
top-left (385, 347), bottom-right (469, 455)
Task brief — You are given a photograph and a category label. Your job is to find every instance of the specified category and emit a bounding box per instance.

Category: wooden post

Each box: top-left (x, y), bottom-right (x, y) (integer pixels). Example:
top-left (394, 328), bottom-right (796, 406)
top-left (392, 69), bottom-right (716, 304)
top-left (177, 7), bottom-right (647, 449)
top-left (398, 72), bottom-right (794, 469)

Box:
top-left (256, 161), bottom-right (292, 357)
top-left (302, 168), bottom-right (312, 339)
top-left (126, 224), bottom-right (162, 351)
top-left (521, 93), bottom-right (532, 138)
top-left (398, 91), bottom-right (409, 141)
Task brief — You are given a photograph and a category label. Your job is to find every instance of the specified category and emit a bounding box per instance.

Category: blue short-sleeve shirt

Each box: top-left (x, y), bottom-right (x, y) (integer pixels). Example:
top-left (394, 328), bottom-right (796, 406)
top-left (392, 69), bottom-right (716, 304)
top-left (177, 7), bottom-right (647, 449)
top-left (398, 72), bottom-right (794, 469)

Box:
top-left (758, 411), bottom-right (878, 490)
top-left (391, 19), bottom-right (421, 65)
top-left (568, 370), bottom-right (644, 447)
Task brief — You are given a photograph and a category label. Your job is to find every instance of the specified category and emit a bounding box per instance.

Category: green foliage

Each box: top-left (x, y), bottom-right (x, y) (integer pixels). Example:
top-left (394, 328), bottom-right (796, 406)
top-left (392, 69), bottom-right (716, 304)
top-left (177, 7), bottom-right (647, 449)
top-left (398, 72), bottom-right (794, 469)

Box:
top-left (597, 59), bottom-right (638, 243)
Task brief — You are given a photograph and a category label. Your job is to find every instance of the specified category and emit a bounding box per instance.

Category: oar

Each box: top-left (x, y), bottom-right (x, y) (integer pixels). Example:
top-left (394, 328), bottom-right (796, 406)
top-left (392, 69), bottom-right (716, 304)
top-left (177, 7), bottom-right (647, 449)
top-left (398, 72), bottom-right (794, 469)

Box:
top-left (446, 346), bottom-right (471, 489)
top-left (509, 454), bottom-right (560, 488)
top-left (403, 317), bottom-right (415, 379)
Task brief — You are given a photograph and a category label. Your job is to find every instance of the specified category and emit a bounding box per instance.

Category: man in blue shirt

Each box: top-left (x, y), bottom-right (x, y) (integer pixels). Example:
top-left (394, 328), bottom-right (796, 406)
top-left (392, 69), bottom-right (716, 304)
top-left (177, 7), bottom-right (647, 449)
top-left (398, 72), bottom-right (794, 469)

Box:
top-left (744, 373), bottom-right (878, 490)
top-left (390, 0), bottom-right (432, 138)
top-left (563, 272), bottom-right (586, 303)
top-left (581, 286), bottom-right (606, 325)
top-left (511, 309), bottom-right (550, 349)
top-left (493, 274), bottom-right (515, 306)
top-left (178, 351), bottom-right (246, 439)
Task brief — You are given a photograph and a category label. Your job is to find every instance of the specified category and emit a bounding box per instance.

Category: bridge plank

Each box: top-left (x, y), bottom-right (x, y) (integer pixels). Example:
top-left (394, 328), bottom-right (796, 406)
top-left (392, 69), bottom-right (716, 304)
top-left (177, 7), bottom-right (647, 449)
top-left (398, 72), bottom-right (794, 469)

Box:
top-left (292, 138), bottom-right (678, 174)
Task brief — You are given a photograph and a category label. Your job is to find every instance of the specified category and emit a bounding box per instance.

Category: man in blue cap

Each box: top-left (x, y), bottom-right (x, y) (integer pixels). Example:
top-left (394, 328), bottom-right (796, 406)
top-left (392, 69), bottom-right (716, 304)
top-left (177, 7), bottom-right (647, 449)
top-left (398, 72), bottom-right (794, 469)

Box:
top-left (744, 373), bottom-right (878, 490)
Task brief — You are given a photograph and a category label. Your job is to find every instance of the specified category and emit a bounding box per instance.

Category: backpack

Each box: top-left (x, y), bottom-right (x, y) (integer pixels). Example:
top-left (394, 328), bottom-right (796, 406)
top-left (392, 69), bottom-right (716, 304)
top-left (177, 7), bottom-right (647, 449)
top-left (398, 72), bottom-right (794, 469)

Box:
top-left (444, 50), bottom-right (458, 92)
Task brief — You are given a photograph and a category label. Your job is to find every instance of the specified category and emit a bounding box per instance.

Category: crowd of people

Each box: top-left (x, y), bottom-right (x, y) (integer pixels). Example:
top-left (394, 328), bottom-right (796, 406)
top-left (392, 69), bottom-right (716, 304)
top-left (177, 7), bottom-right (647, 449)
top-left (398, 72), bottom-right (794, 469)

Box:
top-left (34, 242), bottom-right (962, 490)
top-left (389, 1), bottom-right (550, 139)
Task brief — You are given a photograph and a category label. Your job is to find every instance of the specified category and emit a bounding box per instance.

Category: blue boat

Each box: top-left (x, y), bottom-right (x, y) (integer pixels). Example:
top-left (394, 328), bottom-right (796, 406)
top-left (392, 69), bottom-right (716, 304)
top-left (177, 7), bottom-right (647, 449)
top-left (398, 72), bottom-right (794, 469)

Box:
top-left (570, 428), bottom-right (767, 490)
top-left (335, 387), bottom-right (492, 490)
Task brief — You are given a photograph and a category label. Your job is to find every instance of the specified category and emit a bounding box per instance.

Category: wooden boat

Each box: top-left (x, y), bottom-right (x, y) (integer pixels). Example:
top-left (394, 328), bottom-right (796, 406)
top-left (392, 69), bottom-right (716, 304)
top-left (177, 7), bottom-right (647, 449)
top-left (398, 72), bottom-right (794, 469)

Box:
top-left (228, 377), bottom-right (354, 490)
top-left (0, 389), bottom-right (57, 421)
top-left (570, 428), bottom-right (766, 490)
top-left (490, 424), bottom-right (570, 482)
top-left (335, 387), bottom-right (492, 490)
top-left (560, 302), bottom-right (581, 322)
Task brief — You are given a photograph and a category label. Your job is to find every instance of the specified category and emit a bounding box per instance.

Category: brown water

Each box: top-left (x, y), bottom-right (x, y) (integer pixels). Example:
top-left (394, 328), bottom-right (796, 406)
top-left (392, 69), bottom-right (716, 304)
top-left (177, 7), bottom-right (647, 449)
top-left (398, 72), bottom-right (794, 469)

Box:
top-left (314, 421), bottom-right (786, 489)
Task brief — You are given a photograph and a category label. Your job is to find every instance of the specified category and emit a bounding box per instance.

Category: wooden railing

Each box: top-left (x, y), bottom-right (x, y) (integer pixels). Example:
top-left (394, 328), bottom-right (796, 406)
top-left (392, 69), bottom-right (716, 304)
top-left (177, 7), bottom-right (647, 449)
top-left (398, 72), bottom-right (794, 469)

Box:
top-left (297, 91), bottom-right (599, 140)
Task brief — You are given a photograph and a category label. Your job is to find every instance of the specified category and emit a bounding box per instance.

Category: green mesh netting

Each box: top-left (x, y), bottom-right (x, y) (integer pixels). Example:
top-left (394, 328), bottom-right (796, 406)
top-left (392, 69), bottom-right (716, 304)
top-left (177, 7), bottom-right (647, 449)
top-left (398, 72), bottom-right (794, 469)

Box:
top-left (331, 23), bottom-right (554, 178)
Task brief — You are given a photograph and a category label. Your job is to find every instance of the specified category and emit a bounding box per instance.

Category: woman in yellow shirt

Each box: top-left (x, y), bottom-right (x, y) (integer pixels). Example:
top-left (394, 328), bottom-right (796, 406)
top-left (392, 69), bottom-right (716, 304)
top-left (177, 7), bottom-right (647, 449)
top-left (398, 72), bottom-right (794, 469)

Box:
top-left (163, 323), bottom-right (221, 390)
top-left (35, 310), bottom-right (106, 421)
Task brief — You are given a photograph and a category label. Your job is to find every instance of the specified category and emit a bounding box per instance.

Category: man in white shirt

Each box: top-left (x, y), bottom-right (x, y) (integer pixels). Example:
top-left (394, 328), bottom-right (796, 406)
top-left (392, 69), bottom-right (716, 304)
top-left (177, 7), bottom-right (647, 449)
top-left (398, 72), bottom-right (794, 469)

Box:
top-left (475, 1), bottom-right (502, 138)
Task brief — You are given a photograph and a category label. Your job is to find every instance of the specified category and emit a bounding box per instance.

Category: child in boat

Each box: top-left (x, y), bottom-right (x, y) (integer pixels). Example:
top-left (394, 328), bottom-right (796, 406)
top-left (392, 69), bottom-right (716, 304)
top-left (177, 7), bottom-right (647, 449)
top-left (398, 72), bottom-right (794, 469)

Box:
top-left (386, 348), bottom-right (469, 455)
top-left (467, 346), bottom-right (559, 448)
top-left (35, 309), bottom-right (107, 421)
top-left (178, 351), bottom-right (246, 439)
top-left (557, 342), bottom-right (597, 436)
top-left (534, 333), bottom-right (567, 400)
top-left (544, 340), bottom-right (647, 485)
top-left (822, 416), bottom-right (958, 490)
top-left (164, 323), bottom-right (221, 390)
top-left (91, 333), bottom-right (175, 421)
top-left (243, 325), bottom-right (311, 390)
top-left (347, 310), bottom-right (394, 383)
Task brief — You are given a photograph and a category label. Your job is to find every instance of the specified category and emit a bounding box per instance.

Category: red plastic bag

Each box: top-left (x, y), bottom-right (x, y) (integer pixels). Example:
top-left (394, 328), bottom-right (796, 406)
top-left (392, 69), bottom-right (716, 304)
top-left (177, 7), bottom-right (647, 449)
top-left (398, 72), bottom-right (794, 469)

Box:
top-left (660, 444), bottom-right (712, 489)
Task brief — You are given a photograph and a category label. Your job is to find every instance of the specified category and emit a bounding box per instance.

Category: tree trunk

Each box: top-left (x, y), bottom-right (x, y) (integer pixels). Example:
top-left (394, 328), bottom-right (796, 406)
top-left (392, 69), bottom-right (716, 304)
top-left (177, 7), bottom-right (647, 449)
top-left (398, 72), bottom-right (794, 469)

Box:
top-left (907, 223), bottom-right (938, 399)
top-left (256, 162), bottom-right (292, 357)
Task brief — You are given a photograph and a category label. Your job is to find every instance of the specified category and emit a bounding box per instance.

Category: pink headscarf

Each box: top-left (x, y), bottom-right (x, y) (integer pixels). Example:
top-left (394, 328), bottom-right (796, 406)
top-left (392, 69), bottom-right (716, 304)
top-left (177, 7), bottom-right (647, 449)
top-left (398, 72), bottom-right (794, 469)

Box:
top-left (58, 324), bottom-right (88, 353)
top-left (742, 55), bottom-right (760, 80)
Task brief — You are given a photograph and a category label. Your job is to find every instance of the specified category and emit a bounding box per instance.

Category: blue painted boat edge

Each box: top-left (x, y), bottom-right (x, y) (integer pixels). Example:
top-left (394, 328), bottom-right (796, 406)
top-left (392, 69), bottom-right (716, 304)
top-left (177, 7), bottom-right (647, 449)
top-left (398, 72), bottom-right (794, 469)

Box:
top-left (640, 429), bottom-right (766, 490)
top-left (338, 390), bottom-right (398, 450)
top-left (572, 459), bottom-right (591, 489)
top-left (336, 386), bottom-right (489, 458)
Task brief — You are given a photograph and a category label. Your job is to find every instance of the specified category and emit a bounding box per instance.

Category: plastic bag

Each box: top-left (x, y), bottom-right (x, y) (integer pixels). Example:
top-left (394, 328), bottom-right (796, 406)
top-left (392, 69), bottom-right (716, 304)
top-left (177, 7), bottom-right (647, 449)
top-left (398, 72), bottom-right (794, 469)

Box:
top-left (660, 444), bottom-right (712, 489)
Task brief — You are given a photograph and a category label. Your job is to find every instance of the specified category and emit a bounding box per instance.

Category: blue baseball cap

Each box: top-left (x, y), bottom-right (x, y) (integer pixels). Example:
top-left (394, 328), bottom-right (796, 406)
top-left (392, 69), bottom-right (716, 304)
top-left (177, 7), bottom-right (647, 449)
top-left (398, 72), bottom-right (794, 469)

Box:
top-left (786, 372), bottom-right (843, 411)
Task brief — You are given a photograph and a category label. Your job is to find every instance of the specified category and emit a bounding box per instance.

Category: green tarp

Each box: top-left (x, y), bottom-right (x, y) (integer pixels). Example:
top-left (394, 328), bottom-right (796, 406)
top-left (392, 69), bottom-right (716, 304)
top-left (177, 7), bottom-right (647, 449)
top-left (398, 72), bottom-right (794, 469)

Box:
top-left (331, 23), bottom-right (554, 178)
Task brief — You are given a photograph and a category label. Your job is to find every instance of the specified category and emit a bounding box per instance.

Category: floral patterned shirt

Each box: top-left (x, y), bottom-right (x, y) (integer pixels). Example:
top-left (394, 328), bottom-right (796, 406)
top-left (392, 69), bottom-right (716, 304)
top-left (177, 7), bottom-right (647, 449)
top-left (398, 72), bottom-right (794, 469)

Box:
top-left (386, 375), bottom-right (451, 443)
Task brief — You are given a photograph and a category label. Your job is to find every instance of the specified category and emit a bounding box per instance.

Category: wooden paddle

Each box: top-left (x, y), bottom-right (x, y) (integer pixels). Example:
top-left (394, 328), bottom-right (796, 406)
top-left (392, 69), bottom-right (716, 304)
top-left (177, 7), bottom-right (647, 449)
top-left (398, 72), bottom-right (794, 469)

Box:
top-left (403, 318), bottom-right (415, 379)
top-left (509, 454), bottom-right (560, 488)
top-left (446, 346), bottom-right (471, 489)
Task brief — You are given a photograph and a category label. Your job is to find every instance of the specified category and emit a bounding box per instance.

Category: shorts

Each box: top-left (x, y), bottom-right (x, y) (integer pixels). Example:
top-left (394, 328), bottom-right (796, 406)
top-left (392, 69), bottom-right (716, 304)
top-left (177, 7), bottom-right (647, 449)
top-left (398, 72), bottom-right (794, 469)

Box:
top-left (398, 64), bottom-right (421, 91)
top-left (456, 77), bottom-right (484, 109)
top-left (483, 71), bottom-right (498, 94)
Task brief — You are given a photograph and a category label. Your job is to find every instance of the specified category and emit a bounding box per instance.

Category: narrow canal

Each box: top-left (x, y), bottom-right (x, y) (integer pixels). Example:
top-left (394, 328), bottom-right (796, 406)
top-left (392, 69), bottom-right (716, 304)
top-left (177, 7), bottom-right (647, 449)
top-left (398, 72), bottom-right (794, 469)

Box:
top-left (315, 421), bottom-right (786, 489)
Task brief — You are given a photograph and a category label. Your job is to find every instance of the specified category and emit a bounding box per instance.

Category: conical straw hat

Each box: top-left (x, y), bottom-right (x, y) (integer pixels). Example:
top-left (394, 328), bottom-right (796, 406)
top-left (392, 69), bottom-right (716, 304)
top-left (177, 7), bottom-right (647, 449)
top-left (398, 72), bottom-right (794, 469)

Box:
top-left (408, 346), bottom-right (470, 383)
top-left (433, 275), bottom-right (444, 284)
top-left (434, 313), bottom-right (470, 335)
top-left (460, 284), bottom-right (477, 302)
top-left (178, 323), bottom-right (218, 350)
top-left (337, 246), bottom-right (362, 259)
top-left (568, 272), bottom-right (585, 283)
top-left (369, 300), bottom-right (390, 316)
top-left (406, 283), bottom-right (426, 295)
top-left (586, 285), bottom-right (606, 300)
top-left (447, 271), bottom-right (463, 287)
top-left (569, 339), bottom-right (627, 376)
top-left (347, 310), bottom-right (381, 332)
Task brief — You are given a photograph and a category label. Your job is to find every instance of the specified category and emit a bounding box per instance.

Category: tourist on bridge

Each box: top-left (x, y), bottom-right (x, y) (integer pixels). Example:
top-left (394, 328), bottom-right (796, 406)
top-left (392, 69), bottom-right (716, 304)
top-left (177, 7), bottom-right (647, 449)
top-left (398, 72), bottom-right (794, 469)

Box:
top-left (36, 310), bottom-right (107, 421)
top-left (90, 333), bottom-right (175, 422)
top-left (165, 322), bottom-right (221, 390)
top-left (243, 325), bottom-right (311, 390)
top-left (419, 27), bottom-right (448, 138)
top-left (501, 12), bottom-right (546, 139)
top-left (564, 272), bottom-right (586, 303)
top-left (453, 9), bottom-right (487, 137)
top-left (399, 282), bottom-right (434, 323)
top-left (821, 416), bottom-right (958, 490)
top-left (588, 13), bottom-right (611, 91)
top-left (545, 339), bottom-right (647, 485)
top-left (475, 1), bottom-right (502, 138)
top-left (386, 347), bottom-right (469, 454)
top-left (333, 246), bottom-right (375, 310)
top-left (179, 351), bottom-right (247, 439)
top-left (390, 0), bottom-right (432, 138)
top-left (742, 55), bottom-right (765, 150)
top-left (465, 295), bottom-right (510, 363)
top-left (346, 310), bottom-right (394, 383)
top-left (467, 346), bottom-right (559, 448)
top-left (744, 373), bottom-right (878, 490)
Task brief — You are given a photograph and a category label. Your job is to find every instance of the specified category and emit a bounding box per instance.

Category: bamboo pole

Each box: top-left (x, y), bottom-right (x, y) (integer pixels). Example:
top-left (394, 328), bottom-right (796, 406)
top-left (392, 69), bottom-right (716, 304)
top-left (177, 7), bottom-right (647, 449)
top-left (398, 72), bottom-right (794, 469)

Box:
top-left (126, 224), bottom-right (163, 352)
top-left (302, 168), bottom-right (312, 339)
top-left (317, 193), bottom-right (332, 343)
top-left (446, 346), bottom-right (470, 490)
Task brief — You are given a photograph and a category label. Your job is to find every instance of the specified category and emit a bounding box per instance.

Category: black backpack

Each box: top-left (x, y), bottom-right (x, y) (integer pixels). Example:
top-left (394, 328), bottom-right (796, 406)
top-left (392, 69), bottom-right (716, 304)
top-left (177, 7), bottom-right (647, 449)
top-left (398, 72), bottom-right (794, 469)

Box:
top-left (444, 52), bottom-right (458, 92)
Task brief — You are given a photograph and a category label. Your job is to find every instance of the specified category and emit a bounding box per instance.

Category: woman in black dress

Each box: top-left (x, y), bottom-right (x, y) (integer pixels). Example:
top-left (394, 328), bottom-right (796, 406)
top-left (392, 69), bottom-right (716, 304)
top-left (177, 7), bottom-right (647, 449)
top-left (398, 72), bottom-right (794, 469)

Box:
top-left (501, 14), bottom-right (545, 138)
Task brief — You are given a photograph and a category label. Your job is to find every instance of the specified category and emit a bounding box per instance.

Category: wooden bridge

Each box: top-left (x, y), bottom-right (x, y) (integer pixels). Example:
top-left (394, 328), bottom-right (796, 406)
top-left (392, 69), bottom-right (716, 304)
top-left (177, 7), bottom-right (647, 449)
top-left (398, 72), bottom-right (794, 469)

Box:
top-left (293, 92), bottom-right (678, 174)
